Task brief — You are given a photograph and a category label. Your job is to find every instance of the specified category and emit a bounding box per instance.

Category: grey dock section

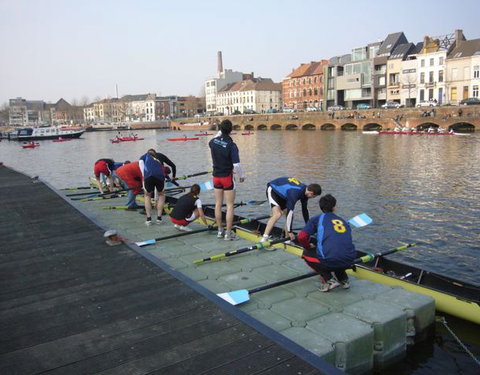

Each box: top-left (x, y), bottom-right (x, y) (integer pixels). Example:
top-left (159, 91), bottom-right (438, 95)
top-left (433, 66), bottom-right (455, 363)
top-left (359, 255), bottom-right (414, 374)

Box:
top-left (70, 182), bottom-right (436, 373)
top-left (0, 166), bottom-right (338, 375)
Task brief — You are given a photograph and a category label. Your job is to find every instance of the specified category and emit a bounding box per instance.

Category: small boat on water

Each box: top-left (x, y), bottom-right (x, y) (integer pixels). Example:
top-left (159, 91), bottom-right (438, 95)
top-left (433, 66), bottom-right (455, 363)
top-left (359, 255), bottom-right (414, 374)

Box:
top-left (8, 126), bottom-right (85, 141)
top-left (379, 131), bottom-right (455, 136)
top-left (110, 136), bottom-right (144, 143)
top-left (195, 133), bottom-right (214, 136)
top-left (242, 131), bottom-right (254, 135)
top-left (167, 137), bottom-right (200, 141)
top-left (52, 137), bottom-right (72, 143)
top-left (166, 195), bottom-right (480, 325)
top-left (21, 141), bottom-right (40, 149)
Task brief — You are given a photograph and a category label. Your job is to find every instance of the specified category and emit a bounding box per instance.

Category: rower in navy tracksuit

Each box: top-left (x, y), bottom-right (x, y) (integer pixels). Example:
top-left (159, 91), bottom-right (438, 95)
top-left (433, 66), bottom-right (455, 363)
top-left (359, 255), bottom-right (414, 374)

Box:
top-left (261, 177), bottom-right (322, 242)
top-left (139, 149), bottom-right (169, 225)
top-left (298, 194), bottom-right (356, 292)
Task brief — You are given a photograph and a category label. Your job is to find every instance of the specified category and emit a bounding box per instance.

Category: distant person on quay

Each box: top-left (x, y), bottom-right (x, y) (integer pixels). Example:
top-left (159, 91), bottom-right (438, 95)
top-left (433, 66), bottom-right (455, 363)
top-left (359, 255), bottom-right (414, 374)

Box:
top-left (208, 119), bottom-right (245, 240)
top-left (298, 194), bottom-right (356, 292)
top-left (261, 177), bottom-right (321, 242)
top-left (169, 184), bottom-right (208, 232)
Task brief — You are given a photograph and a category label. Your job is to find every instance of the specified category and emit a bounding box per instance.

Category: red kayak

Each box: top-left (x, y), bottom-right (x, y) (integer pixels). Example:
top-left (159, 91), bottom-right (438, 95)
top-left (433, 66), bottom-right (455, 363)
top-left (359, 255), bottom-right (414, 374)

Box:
top-left (242, 132), bottom-right (254, 135)
top-left (379, 131), bottom-right (454, 136)
top-left (167, 137), bottom-right (200, 141)
top-left (22, 142), bottom-right (40, 149)
top-left (194, 133), bottom-right (214, 136)
top-left (117, 137), bottom-right (144, 141)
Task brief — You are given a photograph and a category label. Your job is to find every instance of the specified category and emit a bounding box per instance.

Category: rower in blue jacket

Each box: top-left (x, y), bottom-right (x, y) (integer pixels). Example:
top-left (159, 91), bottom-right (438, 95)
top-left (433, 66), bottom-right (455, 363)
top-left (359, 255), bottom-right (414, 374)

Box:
top-left (261, 177), bottom-right (321, 242)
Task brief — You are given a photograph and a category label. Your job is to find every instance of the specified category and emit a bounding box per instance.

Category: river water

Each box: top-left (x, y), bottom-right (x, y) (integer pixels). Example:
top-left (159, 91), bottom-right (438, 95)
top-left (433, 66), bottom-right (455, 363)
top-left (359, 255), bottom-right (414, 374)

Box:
top-left (1, 129), bottom-right (479, 373)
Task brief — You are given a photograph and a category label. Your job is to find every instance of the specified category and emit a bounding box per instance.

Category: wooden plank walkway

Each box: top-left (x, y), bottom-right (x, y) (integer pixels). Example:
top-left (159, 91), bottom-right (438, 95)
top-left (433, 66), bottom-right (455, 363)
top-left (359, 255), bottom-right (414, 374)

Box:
top-left (0, 165), bottom-right (339, 375)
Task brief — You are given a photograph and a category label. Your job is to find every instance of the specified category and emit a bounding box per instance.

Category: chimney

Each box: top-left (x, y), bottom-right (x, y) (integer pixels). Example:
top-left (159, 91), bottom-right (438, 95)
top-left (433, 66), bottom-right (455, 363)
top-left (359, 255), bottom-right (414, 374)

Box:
top-left (455, 29), bottom-right (465, 46)
top-left (217, 51), bottom-right (223, 75)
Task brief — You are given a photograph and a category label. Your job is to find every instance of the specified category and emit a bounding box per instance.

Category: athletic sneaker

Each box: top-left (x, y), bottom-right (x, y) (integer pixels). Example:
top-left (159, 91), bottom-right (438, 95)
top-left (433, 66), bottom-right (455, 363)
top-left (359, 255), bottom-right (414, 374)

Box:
top-left (259, 234), bottom-right (275, 251)
top-left (145, 219), bottom-right (152, 226)
top-left (340, 280), bottom-right (350, 289)
top-left (217, 230), bottom-right (225, 239)
top-left (224, 231), bottom-right (239, 241)
top-left (260, 234), bottom-right (271, 243)
top-left (154, 216), bottom-right (162, 225)
top-left (319, 278), bottom-right (341, 292)
top-left (174, 224), bottom-right (192, 232)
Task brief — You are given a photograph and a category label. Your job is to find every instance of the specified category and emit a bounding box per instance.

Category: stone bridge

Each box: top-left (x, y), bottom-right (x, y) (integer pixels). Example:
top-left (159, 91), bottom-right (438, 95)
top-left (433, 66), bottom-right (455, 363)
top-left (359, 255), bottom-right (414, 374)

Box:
top-left (174, 107), bottom-right (480, 132)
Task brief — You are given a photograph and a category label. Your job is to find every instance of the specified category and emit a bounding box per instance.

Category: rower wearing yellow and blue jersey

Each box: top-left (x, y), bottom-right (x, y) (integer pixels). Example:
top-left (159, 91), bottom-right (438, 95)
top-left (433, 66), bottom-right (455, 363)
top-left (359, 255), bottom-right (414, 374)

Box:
top-left (261, 177), bottom-right (321, 242)
top-left (298, 194), bottom-right (356, 292)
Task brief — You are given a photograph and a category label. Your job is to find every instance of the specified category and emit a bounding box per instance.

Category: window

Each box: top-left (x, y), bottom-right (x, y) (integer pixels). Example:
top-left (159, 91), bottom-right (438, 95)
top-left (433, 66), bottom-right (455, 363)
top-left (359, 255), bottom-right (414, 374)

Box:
top-left (428, 89), bottom-right (434, 100)
top-left (420, 72), bottom-right (425, 84)
top-left (439, 70), bottom-right (444, 82)
top-left (474, 65), bottom-right (479, 79)
top-left (429, 71), bottom-right (434, 83)
top-left (430, 58), bottom-right (434, 66)
top-left (419, 89), bottom-right (425, 101)
top-left (421, 59), bottom-right (425, 67)
top-left (439, 57), bottom-right (444, 65)
top-left (473, 85), bottom-right (479, 97)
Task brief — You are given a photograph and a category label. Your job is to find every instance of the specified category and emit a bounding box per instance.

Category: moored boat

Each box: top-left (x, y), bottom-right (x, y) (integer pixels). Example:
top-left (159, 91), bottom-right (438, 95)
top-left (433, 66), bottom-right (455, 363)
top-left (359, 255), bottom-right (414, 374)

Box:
top-left (8, 126), bottom-right (85, 141)
top-left (379, 130), bottom-right (455, 135)
top-left (167, 137), bottom-right (200, 141)
top-left (21, 141), bottom-right (40, 149)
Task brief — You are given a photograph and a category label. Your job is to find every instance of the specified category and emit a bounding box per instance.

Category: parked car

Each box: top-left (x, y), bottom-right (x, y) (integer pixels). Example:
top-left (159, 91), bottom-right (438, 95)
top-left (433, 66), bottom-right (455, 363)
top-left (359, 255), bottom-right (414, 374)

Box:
top-left (459, 97), bottom-right (480, 106)
top-left (306, 107), bottom-right (318, 112)
top-left (327, 105), bottom-right (345, 111)
top-left (382, 101), bottom-right (403, 109)
top-left (282, 108), bottom-right (296, 113)
top-left (356, 103), bottom-right (371, 110)
top-left (416, 100), bottom-right (438, 107)
top-left (244, 109), bottom-right (256, 114)
top-left (266, 108), bottom-right (278, 113)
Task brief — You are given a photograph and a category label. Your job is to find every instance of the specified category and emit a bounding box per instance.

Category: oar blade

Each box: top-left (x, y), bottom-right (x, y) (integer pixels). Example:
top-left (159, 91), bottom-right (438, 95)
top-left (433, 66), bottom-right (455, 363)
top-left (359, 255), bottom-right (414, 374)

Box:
top-left (135, 239), bottom-right (156, 247)
top-left (348, 213), bottom-right (372, 228)
top-left (217, 290), bottom-right (250, 305)
top-left (199, 180), bottom-right (214, 191)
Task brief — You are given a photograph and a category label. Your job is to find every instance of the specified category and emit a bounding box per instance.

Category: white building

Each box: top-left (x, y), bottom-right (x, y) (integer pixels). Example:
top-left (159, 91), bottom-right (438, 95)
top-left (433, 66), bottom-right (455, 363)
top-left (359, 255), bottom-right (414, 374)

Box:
top-left (205, 69), bottom-right (244, 114)
top-left (83, 104), bottom-right (95, 123)
top-left (216, 78), bottom-right (282, 115)
top-left (122, 93), bottom-right (156, 122)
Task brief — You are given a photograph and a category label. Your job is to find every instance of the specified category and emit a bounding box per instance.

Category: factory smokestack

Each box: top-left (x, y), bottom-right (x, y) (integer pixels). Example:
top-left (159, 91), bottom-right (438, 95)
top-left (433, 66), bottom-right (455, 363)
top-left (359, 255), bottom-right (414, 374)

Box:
top-left (217, 51), bottom-right (223, 75)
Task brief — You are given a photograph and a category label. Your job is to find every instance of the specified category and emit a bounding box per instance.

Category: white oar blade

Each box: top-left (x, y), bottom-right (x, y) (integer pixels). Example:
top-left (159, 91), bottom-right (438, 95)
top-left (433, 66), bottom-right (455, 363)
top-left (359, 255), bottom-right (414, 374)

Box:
top-left (349, 213), bottom-right (372, 228)
top-left (135, 239), bottom-right (156, 247)
top-left (200, 180), bottom-right (214, 191)
top-left (217, 290), bottom-right (250, 305)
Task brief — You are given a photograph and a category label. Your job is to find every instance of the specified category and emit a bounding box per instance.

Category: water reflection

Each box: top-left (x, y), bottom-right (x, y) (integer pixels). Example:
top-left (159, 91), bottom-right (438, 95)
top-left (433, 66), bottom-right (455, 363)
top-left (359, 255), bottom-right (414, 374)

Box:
top-left (1, 130), bottom-right (479, 284)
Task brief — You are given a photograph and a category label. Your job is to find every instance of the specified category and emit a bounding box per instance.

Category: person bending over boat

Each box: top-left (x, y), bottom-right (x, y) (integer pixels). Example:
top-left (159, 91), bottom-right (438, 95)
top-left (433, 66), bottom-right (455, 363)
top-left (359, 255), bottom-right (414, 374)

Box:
top-left (298, 194), bottom-right (356, 292)
top-left (261, 177), bottom-right (321, 242)
top-left (115, 161), bottom-right (143, 210)
top-left (169, 184), bottom-right (208, 232)
top-left (93, 159), bottom-right (117, 193)
top-left (139, 149), bottom-right (167, 225)
top-left (209, 119), bottom-right (245, 241)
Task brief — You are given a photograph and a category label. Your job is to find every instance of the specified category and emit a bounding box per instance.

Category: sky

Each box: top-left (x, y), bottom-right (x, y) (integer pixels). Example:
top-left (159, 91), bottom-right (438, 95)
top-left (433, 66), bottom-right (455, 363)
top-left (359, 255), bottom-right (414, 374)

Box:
top-left (1, 0), bottom-right (479, 106)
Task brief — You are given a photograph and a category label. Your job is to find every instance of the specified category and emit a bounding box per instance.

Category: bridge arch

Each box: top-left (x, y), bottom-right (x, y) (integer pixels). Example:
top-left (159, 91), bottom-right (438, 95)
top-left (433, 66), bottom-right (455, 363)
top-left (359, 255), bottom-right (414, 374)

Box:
top-left (258, 124), bottom-right (267, 130)
top-left (233, 124), bottom-right (241, 130)
top-left (302, 123), bottom-right (316, 130)
top-left (363, 123), bottom-right (382, 131)
top-left (286, 124), bottom-right (298, 130)
top-left (450, 122), bottom-right (476, 132)
top-left (321, 123), bottom-right (336, 131)
top-left (244, 124), bottom-right (254, 131)
top-left (341, 123), bottom-right (358, 131)
top-left (271, 124), bottom-right (282, 130)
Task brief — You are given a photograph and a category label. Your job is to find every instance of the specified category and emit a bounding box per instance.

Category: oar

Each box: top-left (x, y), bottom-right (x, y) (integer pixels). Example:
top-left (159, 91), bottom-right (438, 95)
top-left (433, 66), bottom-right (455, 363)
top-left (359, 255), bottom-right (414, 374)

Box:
top-left (66, 186), bottom-right (139, 197)
top-left (61, 186), bottom-right (96, 190)
top-left (217, 243), bottom-right (417, 305)
top-left (134, 214), bottom-right (270, 248)
top-left (193, 237), bottom-right (290, 265)
top-left (194, 213), bottom-right (372, 265)
top-left (204, 199), bottom-right (268, 208)
top-left (77, 193), bottom-right (126, 202)
top-left (172, 170), bottom-right (213, 181)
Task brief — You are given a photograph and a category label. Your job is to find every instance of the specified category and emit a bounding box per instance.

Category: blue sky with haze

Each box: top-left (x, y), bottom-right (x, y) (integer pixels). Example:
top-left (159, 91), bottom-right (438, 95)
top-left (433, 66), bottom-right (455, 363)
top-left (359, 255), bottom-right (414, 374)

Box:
top-left (1, 0), bottom-right (478, 105)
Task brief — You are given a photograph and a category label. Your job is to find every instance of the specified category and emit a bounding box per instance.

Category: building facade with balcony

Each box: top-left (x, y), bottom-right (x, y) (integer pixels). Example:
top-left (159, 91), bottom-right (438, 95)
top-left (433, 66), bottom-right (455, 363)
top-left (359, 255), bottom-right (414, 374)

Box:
top-left (9, 98), bottom-right (45, 126)
top-left (326, 54), bottom-right (351, 109)
top-left (386, 43), bottom-right (416, 105)
top-left (216, 78), bottom-right (282, 115)
top-left (282, 60), bottom-right (328, 111)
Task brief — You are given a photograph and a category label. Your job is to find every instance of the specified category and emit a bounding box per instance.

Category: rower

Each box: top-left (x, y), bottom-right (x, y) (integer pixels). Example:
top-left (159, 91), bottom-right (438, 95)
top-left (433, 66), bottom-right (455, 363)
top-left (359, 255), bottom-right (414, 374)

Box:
top-left (169, 184), bottom-right (208, 231)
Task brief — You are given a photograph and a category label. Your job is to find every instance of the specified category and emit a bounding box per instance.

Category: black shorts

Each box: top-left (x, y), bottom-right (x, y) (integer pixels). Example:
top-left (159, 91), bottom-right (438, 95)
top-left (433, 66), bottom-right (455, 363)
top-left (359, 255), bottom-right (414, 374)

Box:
top-left (266, 186), bottom-right (287, 209)
top-left (144, 177), bottom-right (164, 194)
